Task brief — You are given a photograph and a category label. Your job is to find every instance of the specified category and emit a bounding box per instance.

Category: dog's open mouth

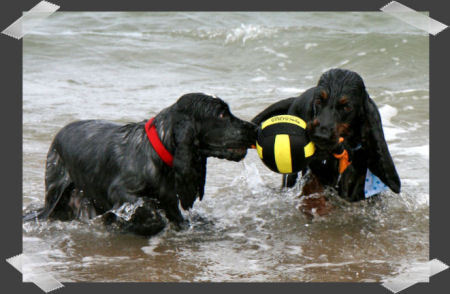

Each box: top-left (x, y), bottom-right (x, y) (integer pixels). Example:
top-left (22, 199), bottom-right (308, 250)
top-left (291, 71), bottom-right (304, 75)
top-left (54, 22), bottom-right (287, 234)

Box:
top-left (310, 137), bottom-right (338, 150)
top-left (227, 147), bottom-right (247, 156)
top-left (223, 147), bottom-right (248, 161)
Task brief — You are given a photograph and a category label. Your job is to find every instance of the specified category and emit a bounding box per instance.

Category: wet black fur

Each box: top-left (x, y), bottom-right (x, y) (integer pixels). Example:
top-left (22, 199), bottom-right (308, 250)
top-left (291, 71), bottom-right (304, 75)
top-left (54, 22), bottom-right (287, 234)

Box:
top-left (252, 69), bottom-right (401, 201)
top-left (24, 93), bottom-right (257, 236)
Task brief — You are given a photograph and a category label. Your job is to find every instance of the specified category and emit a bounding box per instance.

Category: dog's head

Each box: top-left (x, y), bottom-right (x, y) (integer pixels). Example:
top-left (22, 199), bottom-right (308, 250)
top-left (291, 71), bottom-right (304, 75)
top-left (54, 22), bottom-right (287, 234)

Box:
top-left (307, 68), bottom-right (400, 193)
top-left (173, 93), bottom-right (257, 162)
top-left (307, 68), bottom-right (366, 151)
top-left (162, 93), bottom-right (257, 210)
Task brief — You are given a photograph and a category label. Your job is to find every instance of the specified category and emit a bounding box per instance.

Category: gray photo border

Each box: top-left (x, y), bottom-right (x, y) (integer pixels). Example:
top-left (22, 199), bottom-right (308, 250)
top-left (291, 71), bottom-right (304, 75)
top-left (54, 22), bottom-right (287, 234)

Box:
top-left (1, 0), bottom-right (448, 293)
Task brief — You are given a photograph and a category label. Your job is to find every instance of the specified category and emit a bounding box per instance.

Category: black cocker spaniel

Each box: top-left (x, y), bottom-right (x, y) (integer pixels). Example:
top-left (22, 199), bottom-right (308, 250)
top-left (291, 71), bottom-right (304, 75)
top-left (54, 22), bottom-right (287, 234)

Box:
top-left (24, 93), bottom-right (257, 236)
top-left (252, 69), bottom-right (400, 209)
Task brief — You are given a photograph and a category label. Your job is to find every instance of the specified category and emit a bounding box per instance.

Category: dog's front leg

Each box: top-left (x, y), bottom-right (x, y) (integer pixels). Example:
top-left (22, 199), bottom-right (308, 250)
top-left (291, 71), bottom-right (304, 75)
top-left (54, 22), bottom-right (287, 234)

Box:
top-left (158, 193), bottom-right (186, 229)
top-left (104, 199), bottom-right (167, 237)
top-left (104, 185), bottom-right (167, 236)
top-left (107, 182), bottom-right (140, 205)
top-left (299, 172), bottom-right (333, 217)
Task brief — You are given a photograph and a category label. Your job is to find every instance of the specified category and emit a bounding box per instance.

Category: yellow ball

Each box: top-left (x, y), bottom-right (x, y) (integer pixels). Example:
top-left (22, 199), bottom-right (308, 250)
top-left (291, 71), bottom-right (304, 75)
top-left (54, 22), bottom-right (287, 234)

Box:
top-left (256, 115), bottom-right (315, 174)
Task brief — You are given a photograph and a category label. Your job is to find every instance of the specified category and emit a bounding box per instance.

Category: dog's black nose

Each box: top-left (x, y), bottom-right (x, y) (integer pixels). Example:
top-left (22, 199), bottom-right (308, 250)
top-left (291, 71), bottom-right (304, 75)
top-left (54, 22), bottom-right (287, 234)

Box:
top-left (311, 126), bottom-right (336, 149)
top-left (253, 123), bottom-right (259, 133)
top-left (249, 122), bottom-right (258, 141)
top-left (314, 126), bottom-right (333, 139)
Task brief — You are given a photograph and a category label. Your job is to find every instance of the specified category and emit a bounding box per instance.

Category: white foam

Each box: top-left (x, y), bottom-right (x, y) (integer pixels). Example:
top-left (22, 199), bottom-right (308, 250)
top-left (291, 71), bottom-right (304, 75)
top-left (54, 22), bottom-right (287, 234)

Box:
top-left (384, 126), bottom-right (404, 141)
top-left (110, 198), bottom-right (144, 221)
top-left (81, 255), bottom-right (129, 266)
top-left (243, 162), bottom-right (266, 194)
top-left (141, 233), bottom-right (165, 256)
top-left (383, 88), bottom-right (428, 95)
top-left (377, 104), bottom-right (404, 141)
top-left (192, 246), bottom-right (266, 281)
top-left (227, 232), bottom-right (246, 238)
top-left (277, 87), bottom-right (305, 94)
top-left (415, 192), bottom-right (430, 206)
top-left (337, 59), bottom-right (350, 66)
top-left (28, 30), bottom-right (144, 38)
top-left (251, 76), bottom-right (268, 82)
top-left (304, 43), bottom-right (318, 50)
top-left (379, 104), bottom-right (398, 127)
top-left (225, 24), bottom-right (277, 44)
top-left (301, 261), bottom-right (358, 268)
top-left (397, 144), bottom-right (429, 160)
top-left (256, 46), bottom-right (288, 59)
top-left (23, 236), bottom-right (43, 242)
top-left (285, 245), bottom-right (303, 255)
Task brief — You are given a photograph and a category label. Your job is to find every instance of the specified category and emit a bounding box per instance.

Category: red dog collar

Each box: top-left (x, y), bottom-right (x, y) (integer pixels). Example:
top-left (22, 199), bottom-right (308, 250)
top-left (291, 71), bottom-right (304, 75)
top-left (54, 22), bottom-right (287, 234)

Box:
top-left (145, 118), bottom-right (174, 167)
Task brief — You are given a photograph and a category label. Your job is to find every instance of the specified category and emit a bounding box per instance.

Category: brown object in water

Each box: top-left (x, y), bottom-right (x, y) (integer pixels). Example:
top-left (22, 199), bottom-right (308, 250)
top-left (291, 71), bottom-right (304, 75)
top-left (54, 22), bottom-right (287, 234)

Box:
top-left (301, 174), bottom-right (324, 196)
top-left (299, 173), bottom-right (333, 218)
top-left (299, 194), bottom-right (333, 218)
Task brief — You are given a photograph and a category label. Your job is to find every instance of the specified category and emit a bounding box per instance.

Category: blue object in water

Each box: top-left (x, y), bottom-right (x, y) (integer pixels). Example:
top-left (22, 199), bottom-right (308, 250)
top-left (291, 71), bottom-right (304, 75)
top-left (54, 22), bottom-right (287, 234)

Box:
top-left (364, 169), bottom-right (388, 198)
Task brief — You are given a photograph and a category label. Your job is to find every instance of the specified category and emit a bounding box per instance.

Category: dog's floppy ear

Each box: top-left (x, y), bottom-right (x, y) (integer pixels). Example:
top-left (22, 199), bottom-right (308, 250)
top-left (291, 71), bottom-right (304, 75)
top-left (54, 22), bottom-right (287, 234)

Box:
top-left (361, 93), bottom-right (401, 193)
top-left (172, 122), bottom-right (205, 210)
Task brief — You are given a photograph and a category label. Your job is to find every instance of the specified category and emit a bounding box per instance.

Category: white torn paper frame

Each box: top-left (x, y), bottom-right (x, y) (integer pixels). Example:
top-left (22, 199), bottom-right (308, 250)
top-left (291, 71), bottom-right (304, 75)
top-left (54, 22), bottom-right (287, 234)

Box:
top-left (2, 1), bottom-right (60, 39)
top-left (6, 254), bottom-right (64, 293)
top-left (381, 1), bottom-right (447, 35)
top-left (382, 259), bottom-right (449, 293)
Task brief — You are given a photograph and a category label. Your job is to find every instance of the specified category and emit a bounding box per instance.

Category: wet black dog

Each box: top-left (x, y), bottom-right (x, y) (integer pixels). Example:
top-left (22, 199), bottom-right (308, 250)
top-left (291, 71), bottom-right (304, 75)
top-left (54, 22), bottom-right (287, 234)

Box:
top-left (252, 69), bottom-right (400, 204)
top-left (24, 93), bottom-right (257, 236)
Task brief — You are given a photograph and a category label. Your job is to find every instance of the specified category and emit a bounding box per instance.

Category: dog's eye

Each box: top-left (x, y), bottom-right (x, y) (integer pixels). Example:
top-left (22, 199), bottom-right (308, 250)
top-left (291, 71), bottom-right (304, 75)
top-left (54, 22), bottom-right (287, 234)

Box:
top-left (219, 112), bottom-right (227, 119)
top-left (339, 102), bottom-right (352, 112)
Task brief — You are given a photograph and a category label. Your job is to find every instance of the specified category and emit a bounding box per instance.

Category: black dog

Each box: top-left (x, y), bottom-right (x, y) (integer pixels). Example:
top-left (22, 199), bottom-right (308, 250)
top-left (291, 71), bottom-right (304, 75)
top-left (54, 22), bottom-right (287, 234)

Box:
top-left (24, 93), bottom-right (257, 236)
top-left (252, 69), bottom-right (400, 204)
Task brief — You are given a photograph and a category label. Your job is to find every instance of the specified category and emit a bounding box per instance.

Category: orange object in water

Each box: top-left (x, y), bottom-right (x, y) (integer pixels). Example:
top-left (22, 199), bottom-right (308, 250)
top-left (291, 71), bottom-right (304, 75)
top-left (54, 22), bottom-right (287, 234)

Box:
top-left (333, 149), bottom-right (351, 174)
top-left (333, 137), bottom-right (351, 174)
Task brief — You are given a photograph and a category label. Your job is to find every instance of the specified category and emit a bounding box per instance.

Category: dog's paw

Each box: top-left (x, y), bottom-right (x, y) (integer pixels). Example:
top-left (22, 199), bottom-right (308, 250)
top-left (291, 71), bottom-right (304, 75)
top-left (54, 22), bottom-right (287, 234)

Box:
top-left (126, 201), bottom-right (167, 236)
top-left (103, 200), bottom-right (167, 237)
top-left (299, 194), bottom-right (333, 218)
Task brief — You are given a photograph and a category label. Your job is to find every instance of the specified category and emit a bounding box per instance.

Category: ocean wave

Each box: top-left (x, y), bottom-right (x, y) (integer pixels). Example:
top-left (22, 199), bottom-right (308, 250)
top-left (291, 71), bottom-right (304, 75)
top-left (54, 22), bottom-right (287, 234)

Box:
top-left (26, 30), bottom-right (145, 38)
top-left (379, 104), bottom-right (398, 127)
top-left (225, 24), bottom-right (278, 44)
top-left (26, 24), bottom-right (428, 41)
top-left (396, 144), bottom-right (429, 160)
top-left (168, 24), bottom-right (279, 44)
top-left (382, 89), bottom-right (429, 95)
top-left (254, 46), bottom-right (289, 58)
